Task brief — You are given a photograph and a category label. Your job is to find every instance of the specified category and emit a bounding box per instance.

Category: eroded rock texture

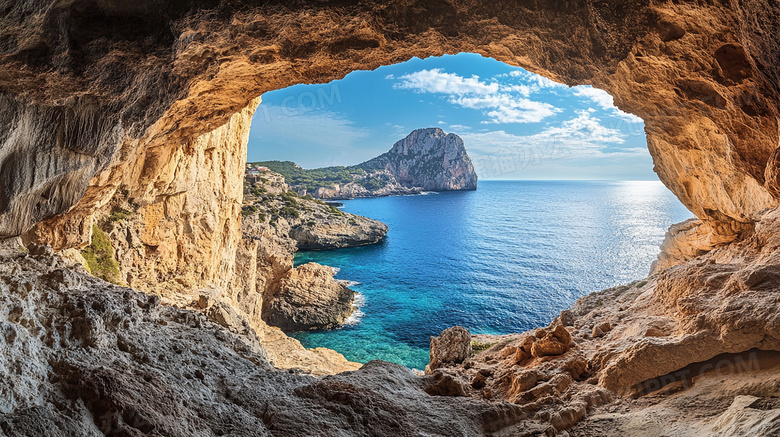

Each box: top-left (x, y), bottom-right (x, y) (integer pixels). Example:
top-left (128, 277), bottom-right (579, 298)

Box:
top-left (0, 252), bottom-right (531, 436)
top-left (243, 170), bottom-right (388, 250)
top-left (313, 128), bottom-right (478, 199)
top-left (265, 262), bottom-right (355, 331)
top-left (1, 0), bottom-right (778, 264)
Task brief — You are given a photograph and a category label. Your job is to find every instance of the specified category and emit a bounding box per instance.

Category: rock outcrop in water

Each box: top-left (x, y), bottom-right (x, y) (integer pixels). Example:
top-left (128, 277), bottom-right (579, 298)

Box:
top-left (2, 0), bottom-right (780, 434)
top-left (0, 251), bottom-right (527, 436)
top-left (317, 128), bottom-right (477, 199)
top-left (265, 262), bottom-right (355, 331)
top-left (239, 169), bottom-right (383, 331)
top-left (361, 128), bottom-right (478, 192)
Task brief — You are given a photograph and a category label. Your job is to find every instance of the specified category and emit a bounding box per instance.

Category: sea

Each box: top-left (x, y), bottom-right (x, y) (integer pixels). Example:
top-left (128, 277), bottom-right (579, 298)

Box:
top-left (290, 180), bottom-right (693, 370)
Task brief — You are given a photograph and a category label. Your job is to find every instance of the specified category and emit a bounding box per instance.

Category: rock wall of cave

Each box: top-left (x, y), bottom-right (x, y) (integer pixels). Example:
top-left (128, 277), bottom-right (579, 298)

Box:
top-left (2, 1), bottom-right (780, 271)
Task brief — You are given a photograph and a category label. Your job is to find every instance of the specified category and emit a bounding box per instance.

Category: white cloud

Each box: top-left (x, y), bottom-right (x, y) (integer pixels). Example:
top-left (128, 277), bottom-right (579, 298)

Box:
top-left (392, 68), bottom-right (559, 124)
top-left (573, 85), bottom-right (645, 128)
top-left (506, 70), bottom-right (567, 91)
top-left (461, 126), bottom-right (649, 180)
top-left (503, 84), bottom-right (532, 97)
top-left (461, 111), bottom-right (627, 159)
top-left (483, 100), bottom-right (559, 124)
top-left (449, 124), bottom-right (471, 130)
top-left (573, 86), bottom-right (614, 109)
top-left (394, 69), bottom-right (499, 95)
top-left (438, 120), bottom-right (446, 125)
top-left (541, 111), bottom-right (625, 144)
top-left (615, 110), bottom-right (644, 124)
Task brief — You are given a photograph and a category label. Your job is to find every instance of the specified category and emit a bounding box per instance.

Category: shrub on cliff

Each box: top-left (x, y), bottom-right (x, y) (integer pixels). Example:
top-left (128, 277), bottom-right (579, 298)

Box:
top-left (81, 225), bottom-right (122, 285)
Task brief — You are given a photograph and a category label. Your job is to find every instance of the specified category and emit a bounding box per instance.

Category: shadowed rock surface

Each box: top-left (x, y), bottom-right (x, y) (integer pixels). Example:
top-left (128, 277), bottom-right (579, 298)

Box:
top-left (0, 251), bottom-right (578, 437)
top-left (427, 326), bottom-right (473, 373)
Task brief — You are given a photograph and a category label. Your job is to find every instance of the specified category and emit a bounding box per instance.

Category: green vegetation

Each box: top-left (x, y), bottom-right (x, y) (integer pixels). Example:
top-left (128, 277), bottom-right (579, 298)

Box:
top-left (471, 341), bottom-right (498, 354)
top-left (249, 160), bottom-right (367, 192)
top-left (280, 206), bottom-right (300, 219)
top-left (249, 186), bottom-right (266, 196)
top-left (241, 205), bottom-right (258, 217)
top-left (279, 191), bottom-right (299, 206)
top-left (81, 225), bottom-right (121, 285)
top-left (635, 279), bottom-right (648, 288)
top-left (357, 176), bottom-right (388, 190)
top-left (107, 208), bottom-right (132, 223)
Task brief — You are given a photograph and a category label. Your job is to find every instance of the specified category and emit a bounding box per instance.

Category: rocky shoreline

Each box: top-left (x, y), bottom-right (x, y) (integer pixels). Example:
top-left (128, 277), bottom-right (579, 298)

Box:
top-left (3, 231), bottom-right (778, 435)
top-left (239, 169), bottom-right (386, 332)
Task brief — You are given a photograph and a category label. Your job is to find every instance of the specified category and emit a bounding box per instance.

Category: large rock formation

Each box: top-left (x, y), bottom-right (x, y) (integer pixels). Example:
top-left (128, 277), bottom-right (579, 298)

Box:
top-left (0, 251), bottom-right (528, 436)
top-left (263, 128), bottom-right (477, 200)
top-left (361, 128), bottom-right (478, 192)
top-left (1, 0), bottom-right (777, 245)
top-left (2, 0), bottom-right (778, 288)
top-left (265, 262), bottom-right (355, 332)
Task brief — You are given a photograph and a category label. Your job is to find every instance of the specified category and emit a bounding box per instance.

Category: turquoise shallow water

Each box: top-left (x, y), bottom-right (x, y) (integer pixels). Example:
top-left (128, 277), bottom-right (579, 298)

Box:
top-left (290, 180), bottom-right (693, 370)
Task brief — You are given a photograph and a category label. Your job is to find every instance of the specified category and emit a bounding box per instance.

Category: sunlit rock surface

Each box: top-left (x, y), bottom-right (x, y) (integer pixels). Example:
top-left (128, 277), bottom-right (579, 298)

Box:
top-left (313, 128), bottom-right (478, 199)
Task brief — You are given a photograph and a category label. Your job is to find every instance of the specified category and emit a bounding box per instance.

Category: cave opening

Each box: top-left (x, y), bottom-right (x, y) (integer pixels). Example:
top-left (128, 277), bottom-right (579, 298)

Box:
top-left (240, 53), bottom-right (693, 370)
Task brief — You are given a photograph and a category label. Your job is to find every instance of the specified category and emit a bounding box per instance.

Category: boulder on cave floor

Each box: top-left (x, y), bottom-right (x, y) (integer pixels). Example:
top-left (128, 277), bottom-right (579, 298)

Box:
top-left (427, 326), bottom-right (473, 373)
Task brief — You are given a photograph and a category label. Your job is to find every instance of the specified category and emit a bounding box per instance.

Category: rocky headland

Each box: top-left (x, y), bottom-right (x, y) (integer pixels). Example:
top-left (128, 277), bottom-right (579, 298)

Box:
top-left (255, 128), bottom-right (478, 200)
top-left (243, 170), bottom-right (388, 250)
top-left (2, 0), bottom-right (780, 435)
top-left (239, 169), bottom-right (385, 331)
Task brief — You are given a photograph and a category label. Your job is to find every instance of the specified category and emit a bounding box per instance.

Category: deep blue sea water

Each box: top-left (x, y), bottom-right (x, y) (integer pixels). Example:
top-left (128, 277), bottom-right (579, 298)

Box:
top-left (290, 181), bottom-right (693, 370)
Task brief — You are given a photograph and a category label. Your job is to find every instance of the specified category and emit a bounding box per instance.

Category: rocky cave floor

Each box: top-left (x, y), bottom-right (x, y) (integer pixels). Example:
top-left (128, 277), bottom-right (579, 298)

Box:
top-left (2, 236), bottom-right (780, 436)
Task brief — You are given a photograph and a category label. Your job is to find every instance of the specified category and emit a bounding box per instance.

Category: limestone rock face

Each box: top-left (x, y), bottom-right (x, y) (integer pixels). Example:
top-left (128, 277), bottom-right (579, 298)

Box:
top-left (530, 325), bottom-right (573, 358)
top-left (31, 98), bottom-right (261, 298)
top-left (265, 262), bottom-right (355, 332)
top-left (2, 0), bottom-right (779, 248)
top-left (3, 1), bottom-right (780, 434)
top-left (652, 218), bottom-right (747, 272)
top-left (288, 218), bottom-right (387, 250)
top-left (427, 326), bottom-right (473, 373)
top-left (361, 128), bottom-right (478, 192)
top-left (308, 128), bottom-right (477, 199)
top-left (243, 171), bottom-right (388, 250)
top-left (4, 0), bottom-right (780, 288)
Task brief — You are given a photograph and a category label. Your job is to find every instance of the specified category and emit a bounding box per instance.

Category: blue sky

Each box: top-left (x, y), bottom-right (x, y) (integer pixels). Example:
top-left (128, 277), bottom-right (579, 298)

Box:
top-left (247, 53), bottom-right (655, 180)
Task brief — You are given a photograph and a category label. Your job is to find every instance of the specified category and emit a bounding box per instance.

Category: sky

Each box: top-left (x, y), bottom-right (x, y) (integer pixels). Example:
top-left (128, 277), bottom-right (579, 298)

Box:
top-left (247, 53), bottom-right (656, 181)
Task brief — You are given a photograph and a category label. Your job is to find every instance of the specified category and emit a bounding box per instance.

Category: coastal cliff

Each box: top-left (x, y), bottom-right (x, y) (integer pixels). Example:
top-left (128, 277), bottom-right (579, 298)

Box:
top-left (243, 170), bottom-right (388, 250)
top-left (256, 128), bottom-right (478, 200)
top-left (239, 170), bottom-right (386, 331)
top-left (360, 128), bottom-right (478, 192)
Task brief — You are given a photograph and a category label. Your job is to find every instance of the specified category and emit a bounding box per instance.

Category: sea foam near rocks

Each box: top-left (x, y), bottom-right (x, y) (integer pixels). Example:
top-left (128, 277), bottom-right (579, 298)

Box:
top-left (343, 292), bottom-right (366, 326)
